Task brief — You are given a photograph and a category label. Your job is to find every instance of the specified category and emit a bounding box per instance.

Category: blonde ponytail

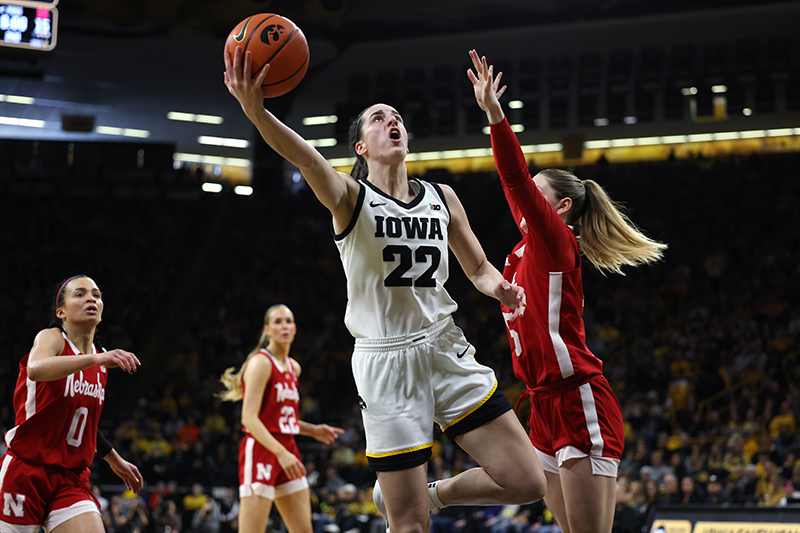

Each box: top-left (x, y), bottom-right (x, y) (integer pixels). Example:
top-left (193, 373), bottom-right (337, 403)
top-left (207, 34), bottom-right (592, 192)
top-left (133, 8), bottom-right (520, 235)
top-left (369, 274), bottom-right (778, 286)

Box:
top-left (538, 169), bottom-right (667, 275)
top-left (579, 179), bottom-right (667, 274)
top-left (218, 330), bottom-right (269, 402)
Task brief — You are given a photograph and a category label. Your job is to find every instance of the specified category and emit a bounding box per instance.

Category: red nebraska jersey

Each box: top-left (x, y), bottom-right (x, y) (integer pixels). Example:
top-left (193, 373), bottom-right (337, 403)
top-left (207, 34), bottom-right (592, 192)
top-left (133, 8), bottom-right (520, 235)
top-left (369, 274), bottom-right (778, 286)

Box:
top-left (242, 350), bottom-right (300, 436)
top-left (4, 330), bottom-right (107, 471)
top-left (491, 119), bottom-right (604, 387)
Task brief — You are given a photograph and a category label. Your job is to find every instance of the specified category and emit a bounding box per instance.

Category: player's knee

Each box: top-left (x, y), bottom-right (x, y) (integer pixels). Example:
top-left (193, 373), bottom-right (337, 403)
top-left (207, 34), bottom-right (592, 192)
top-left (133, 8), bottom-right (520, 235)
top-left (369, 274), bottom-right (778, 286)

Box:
top-left (509, 468), bottom-right (547, 504)
top-left (390, 521), bottom-right (428, 533)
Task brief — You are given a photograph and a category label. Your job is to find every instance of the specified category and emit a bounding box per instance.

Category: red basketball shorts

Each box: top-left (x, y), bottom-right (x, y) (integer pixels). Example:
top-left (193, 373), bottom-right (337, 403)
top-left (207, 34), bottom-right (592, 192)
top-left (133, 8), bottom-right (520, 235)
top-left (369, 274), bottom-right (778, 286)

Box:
top-left (238, 434), bottom-right (308, 501)
top-left (526, 375), bottom-right (624, 477)
top-left (0, 452), bottom-right (99, 531)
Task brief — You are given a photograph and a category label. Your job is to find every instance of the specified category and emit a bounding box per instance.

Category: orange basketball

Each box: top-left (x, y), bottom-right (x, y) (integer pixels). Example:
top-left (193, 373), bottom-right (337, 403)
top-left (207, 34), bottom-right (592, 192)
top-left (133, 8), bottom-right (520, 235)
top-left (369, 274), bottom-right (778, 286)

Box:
top-left (225, 13), bottom-right (309, 98)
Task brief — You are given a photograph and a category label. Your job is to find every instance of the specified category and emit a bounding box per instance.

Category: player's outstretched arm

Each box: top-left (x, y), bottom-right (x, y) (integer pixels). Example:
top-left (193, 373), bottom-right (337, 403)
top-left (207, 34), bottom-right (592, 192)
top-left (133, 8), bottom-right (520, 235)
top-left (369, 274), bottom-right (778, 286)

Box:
top-left (298, 421), bottom-right (345, 444)
top-left (224, 46), bottom-right (358, 223)
top-left (27, 329), bottom-right (139, 382)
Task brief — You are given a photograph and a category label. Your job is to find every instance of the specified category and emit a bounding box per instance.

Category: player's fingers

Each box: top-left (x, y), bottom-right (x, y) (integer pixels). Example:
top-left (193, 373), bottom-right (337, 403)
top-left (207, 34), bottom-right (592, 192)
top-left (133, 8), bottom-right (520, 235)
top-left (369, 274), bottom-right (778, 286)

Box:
top-left (223, 45), bottom-right (232, 70)
top-left (232, 45), bottom-right (243, 74)
top-left (242, 50), bottom-right (252, 79)
top-left (255, 63), bottom-right (270, 86)
top-left (469, 49), bottom-right (480, 70)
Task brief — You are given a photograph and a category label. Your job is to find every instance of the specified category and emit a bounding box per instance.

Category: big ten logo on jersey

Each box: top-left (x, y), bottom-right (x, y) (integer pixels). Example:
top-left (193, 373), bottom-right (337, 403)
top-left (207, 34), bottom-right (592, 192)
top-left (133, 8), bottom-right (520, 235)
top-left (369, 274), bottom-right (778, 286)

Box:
top-left (3, 493), bottom-right (25, 518)
top-left (374, 216), bottom-right (444, 241)
top-left (256, 463), bottom-right (273, 482)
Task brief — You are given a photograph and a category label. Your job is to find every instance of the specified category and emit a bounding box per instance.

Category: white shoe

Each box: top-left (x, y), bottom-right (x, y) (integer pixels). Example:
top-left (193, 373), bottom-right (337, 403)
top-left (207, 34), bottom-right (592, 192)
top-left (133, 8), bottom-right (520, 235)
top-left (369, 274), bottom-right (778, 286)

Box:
top-left (373, 480), bottom-right (389, 532)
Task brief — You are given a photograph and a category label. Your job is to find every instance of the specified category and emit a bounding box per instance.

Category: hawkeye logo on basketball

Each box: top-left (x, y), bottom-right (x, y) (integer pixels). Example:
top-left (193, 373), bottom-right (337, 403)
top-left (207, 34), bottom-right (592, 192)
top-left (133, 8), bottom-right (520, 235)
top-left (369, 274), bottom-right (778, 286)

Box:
top-left (374, 216), bottom-right (444, 241)
top-left (261, 24), bottom-right (285, 44)
top-left (2, 493), bottom-right (24, 517)
top-left (64, 371), bottom-right (105, 404)
top-left (275, 382), bottom-right (299, 403)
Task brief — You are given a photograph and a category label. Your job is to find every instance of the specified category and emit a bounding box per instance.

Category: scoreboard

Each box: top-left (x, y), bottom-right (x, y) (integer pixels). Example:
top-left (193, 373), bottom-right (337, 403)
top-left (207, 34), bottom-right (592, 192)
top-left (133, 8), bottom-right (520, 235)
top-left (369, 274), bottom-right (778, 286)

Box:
top-left (0, 1), bottom-right (57, 51)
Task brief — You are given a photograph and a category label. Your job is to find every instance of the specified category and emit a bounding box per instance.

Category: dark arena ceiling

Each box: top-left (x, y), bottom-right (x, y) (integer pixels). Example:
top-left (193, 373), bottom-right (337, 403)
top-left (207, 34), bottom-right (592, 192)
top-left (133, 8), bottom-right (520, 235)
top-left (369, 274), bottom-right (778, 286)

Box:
top-left (62, 0), bottom-right (795, 47)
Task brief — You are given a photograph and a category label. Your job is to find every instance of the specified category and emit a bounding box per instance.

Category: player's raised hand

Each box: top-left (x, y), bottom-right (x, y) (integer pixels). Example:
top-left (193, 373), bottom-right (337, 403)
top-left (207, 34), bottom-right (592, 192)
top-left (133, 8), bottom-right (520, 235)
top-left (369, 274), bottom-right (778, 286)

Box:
top-left (468, 50), bottom-right (506, 112)
top-left (224, 46), bottom-right (270, 118)
top-left (468, 49), bottom-right (506, 125)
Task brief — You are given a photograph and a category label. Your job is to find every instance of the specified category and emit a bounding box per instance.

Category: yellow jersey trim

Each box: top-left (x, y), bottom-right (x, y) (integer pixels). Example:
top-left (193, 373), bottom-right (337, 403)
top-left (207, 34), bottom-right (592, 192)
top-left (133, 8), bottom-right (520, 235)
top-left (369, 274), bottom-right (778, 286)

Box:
top-left (366, 442), bottom-right (434, 458)
top-left (440, 377), bottom-right (498, 432)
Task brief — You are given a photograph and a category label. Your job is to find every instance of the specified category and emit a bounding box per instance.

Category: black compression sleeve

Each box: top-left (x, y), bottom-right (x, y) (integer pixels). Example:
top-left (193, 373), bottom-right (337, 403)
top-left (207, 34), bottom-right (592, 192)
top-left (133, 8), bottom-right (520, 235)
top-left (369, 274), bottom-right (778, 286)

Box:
top-left (96, 428), bottom-right (113, 457)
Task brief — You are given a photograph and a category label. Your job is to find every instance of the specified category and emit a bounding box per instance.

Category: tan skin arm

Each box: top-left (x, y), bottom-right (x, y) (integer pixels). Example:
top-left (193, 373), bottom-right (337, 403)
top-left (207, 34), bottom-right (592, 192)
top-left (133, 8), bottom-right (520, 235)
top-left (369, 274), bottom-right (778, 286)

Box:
top-left (26, 328), bottom-right (139, 382)
top-left (224, 46), bottom-right (360, 233)
top-left (439, 185), bottom-right (526, 317)
top-left (104, 449), bottom-right (144, 493)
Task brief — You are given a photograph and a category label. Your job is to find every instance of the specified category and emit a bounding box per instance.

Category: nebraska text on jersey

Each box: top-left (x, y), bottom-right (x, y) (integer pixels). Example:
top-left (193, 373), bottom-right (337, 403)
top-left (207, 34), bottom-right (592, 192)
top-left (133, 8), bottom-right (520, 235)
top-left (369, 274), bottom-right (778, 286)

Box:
top-left (274, 382), bottom-right (299, 403)
top-left (63, 370), bottom-right (105, 404)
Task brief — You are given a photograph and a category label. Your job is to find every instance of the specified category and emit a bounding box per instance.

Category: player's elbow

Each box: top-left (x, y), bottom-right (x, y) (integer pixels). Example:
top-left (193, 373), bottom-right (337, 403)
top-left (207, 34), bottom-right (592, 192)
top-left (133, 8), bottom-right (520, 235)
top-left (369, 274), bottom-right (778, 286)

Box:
top-left (26, 363), bottom-right (46, 382)
top-left (240, 413), bottom-right (257, 432)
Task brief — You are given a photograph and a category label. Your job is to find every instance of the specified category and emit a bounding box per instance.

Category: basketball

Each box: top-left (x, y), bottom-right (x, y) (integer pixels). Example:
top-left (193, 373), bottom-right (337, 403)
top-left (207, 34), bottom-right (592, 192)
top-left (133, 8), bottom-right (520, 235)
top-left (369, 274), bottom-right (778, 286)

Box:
top-left (225, 13), bottom-right (309, 98)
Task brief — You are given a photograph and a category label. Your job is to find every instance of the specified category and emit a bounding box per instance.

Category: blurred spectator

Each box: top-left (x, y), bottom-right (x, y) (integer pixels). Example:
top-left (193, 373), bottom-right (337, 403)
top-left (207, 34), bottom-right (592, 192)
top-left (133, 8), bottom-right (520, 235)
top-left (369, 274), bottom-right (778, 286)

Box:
top-left (785, 479), bottom-right (800, 505)
top-left (683, 444), bottom-right (707, 479)
top-left (705, 472), bottom-right (731, 504)
top-left (760, 476), bottom-right (788, 506)
top-left (128, 498), bottom-right (151, 533)
top-left (323, 464), bottom-right (347, 496)
top-left (648, 450), bottom-right (672, 484)
top-left (661, 474), bottom-right (680, 504)
top-left (613, 481), bottom-right (647, 533)
top-left (93, 485), bottom-right (109, 514)
top-left (191, 499), bottom-right (221, 533)
top-left (643, 480), bottom-right (662, 515)
top-left (721, 435), bottom-right (748, 474)
top-left (217, 487), bottom-right (239, 533)
top-left (154, 499), bottom-right (183, 533)
top-left (678, 476), bottom-right (705, 505)
top-left (769, 401), bottom-right (797, 440)
top-left (179, 415), bottom-right (202, 448)
top-left (183, 483), bottom-right (210, 527)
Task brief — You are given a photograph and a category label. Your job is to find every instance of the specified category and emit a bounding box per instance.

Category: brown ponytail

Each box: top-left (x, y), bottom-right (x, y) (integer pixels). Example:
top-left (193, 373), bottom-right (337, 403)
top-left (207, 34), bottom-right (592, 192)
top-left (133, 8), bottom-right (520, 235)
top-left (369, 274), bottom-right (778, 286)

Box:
top-left (348, 107), bottom-right (369, 181)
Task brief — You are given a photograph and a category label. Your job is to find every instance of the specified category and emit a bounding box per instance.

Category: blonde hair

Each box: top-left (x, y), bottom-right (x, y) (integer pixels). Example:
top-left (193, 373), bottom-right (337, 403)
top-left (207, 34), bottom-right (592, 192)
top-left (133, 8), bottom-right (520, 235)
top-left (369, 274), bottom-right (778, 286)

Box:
top-left (538, 169), bottom-right (667, 275)
top-left (218, 304), bottom-right (290, 402)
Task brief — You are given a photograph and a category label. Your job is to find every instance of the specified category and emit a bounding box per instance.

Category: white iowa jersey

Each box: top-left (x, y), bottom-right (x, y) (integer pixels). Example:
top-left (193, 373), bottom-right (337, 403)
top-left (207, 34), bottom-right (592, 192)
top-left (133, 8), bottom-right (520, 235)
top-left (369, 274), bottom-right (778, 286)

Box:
top-left (335, 177), bottom-right (458, 338)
